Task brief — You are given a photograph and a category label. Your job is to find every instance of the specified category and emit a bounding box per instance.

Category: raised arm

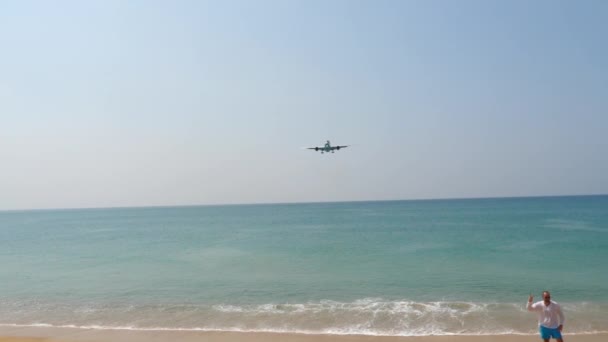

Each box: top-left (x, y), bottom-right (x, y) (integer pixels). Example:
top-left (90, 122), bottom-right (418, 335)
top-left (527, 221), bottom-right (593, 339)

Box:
top-left (527, 294), bottom-right (537, 311)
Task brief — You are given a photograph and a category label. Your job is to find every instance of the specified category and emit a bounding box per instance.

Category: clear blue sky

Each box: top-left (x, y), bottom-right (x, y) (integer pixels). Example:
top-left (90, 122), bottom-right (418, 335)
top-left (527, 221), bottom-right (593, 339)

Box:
top-left (1, 0), bottom-right (607, 210)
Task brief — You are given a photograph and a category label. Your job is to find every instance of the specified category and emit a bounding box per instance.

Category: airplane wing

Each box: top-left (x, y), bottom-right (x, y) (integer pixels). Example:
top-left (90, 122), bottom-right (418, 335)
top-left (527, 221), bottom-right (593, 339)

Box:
top-left (307, 147), bottom-right (321, 151)
top-left (331, 145), bottom-right (349, 150)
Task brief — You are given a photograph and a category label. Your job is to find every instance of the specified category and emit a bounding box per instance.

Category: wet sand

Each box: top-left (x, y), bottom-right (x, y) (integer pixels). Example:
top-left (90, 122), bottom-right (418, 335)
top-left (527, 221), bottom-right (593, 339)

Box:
top-left (1, 327), bottom-right (606, 342)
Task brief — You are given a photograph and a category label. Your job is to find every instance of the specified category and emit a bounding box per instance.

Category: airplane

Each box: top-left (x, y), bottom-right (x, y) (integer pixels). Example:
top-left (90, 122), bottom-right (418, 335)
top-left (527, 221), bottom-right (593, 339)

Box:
top-left (307, 140), bottom-right (349, 153)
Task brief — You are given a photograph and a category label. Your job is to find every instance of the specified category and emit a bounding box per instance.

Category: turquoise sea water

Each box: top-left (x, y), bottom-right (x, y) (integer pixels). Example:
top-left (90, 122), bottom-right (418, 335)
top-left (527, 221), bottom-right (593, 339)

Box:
top-left (1, 196), bottom-right (607, 335)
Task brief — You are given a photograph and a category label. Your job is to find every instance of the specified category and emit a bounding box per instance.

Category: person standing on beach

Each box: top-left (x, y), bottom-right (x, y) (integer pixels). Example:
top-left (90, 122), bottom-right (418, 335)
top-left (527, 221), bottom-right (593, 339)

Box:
top-left (527, 290), bottom-right (565, 342)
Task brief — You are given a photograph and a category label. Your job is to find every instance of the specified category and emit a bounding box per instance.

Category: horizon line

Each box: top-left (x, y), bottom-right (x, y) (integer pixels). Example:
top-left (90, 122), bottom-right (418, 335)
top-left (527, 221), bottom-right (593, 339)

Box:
top-left (2, 193), bottom-right (607, 213)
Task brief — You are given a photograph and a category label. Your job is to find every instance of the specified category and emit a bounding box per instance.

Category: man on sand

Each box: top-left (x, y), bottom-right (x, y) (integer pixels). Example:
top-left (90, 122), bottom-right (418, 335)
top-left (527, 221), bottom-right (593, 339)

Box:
top-left (527, 290), bottom-right (565, 341)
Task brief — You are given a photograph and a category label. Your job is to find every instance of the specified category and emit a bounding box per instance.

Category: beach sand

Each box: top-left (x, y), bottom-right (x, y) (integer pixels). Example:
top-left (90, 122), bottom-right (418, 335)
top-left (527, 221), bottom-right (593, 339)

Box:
top-left (1, 327), bottom-right (606, 342)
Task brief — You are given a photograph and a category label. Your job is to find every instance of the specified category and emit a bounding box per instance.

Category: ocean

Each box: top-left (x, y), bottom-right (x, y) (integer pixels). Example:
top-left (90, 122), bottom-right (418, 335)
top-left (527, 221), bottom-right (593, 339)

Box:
top-left (1, 196), bottom-right (607, 336)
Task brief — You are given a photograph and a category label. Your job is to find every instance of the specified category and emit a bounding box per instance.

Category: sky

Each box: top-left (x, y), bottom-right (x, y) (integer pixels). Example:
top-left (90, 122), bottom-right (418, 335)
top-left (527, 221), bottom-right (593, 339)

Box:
top-left (1, 0), bottom-right (607, 210)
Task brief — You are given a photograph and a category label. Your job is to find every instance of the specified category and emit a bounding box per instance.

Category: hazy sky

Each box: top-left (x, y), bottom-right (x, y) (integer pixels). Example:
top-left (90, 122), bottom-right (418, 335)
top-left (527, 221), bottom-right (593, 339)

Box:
top-left (1, 0), bottom-right (607, 210)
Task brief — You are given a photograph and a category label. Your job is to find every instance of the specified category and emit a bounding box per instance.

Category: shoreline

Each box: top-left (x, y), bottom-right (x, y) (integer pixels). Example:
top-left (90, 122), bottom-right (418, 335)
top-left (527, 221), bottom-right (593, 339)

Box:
top-left (1, 327), bottom-right (607, 342)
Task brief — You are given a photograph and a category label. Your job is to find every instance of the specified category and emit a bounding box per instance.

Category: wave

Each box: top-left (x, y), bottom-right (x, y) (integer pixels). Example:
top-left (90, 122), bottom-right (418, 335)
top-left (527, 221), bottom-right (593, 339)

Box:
top-left (1, 299), bottom-right (607, 337)
top-left (2, 323), bottom-right (607, 337)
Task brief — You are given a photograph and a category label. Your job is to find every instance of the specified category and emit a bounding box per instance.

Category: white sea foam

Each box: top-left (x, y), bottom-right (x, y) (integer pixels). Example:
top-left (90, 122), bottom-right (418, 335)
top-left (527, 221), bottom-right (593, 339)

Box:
top-left (1, 323), bottom-right (607, 336)
top-left (2, 299), bottom-right (607, 337)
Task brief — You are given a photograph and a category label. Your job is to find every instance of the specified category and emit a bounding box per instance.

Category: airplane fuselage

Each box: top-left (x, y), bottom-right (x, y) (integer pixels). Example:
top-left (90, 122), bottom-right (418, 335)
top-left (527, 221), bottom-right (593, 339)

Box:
top-left (319, 141), bottom-right (337, 153)
top-left (308, 140), bottom-right (348, 154)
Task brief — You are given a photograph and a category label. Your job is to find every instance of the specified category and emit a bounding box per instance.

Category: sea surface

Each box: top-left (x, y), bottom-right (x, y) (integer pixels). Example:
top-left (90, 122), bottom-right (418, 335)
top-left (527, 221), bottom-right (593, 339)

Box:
top-left (1, 196), bottom-right (607, 336)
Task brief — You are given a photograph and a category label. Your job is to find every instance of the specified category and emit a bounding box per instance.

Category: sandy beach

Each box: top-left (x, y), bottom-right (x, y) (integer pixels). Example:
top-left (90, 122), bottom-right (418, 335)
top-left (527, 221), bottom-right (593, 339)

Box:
top-left (1, 327), bottom-right (607, 342)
